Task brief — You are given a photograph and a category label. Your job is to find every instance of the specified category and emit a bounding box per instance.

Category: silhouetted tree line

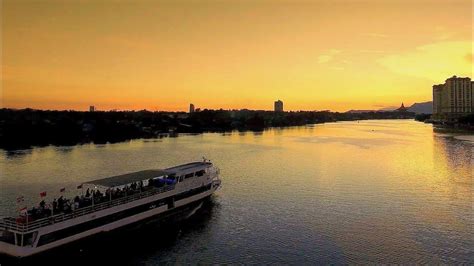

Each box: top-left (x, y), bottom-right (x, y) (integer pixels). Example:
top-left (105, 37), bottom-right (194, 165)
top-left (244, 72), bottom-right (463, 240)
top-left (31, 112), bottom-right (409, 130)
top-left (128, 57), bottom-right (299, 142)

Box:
top-left (457, 114), bottom-right (474, 126)
top-left (415, 113), bottom-right (474, 129)
top-left (414, 113), bottom-right (432, 122)
top-left (0, 108), bottom-right (415, 150)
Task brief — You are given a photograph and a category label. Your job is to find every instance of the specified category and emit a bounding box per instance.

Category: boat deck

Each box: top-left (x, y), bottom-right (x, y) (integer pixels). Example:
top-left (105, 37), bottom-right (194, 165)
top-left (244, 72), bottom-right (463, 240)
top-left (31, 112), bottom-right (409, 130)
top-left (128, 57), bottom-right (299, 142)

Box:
top-left (0, 184), bottom-right (175, 233)
top-left (0, 161), bottom-right (213, 234)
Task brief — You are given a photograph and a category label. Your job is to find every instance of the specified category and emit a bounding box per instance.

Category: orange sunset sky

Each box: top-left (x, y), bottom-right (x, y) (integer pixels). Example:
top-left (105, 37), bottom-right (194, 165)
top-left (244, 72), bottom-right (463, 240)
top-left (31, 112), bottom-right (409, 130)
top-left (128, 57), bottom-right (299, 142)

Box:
top-left (1, 0), bottom-right (473, 112)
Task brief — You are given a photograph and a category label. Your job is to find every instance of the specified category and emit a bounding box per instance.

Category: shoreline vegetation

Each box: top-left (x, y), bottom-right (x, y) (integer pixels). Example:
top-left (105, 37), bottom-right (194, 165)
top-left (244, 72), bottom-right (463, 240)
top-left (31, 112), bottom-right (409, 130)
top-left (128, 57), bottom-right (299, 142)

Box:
top-left (415, 113), bottom-right (474, 131)
top-left (1, 108), bottom-right (472, 151)
top-left (1, 108), bottom-right (416, 150)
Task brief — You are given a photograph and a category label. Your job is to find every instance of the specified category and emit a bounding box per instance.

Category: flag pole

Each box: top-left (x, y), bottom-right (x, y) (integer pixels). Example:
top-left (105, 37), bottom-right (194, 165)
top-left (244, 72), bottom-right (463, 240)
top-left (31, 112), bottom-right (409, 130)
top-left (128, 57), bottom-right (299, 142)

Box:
top-left (25, 204), bottom-right (29, 229)
top-left (92, 186), bottom-right (95, 207)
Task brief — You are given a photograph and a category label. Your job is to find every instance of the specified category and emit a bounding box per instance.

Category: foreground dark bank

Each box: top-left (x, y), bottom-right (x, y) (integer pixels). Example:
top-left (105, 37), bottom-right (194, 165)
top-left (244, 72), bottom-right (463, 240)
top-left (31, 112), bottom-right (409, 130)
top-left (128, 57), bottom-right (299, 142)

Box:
top-left (0, 198), bottom-right (219, 266)
top-left (0, 108), bottom-right (415, 150)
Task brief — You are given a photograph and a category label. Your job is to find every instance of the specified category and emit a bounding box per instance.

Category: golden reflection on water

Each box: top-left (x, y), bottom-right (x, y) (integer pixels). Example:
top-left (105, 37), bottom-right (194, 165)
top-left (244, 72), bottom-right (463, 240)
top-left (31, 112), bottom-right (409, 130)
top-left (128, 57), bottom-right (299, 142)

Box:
top-left (0, 120), bottom-right (472, 263)
top-left (221, 120), bottom-right (473, 263)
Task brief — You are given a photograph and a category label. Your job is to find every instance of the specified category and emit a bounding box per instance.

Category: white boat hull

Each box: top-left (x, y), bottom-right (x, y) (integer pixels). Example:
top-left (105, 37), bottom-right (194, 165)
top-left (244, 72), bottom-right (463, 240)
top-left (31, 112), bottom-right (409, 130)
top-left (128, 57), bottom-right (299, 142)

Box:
top-left (1, 187), bottom-right (218, 258)
top-left (0, 161), bottom-right (222, 258)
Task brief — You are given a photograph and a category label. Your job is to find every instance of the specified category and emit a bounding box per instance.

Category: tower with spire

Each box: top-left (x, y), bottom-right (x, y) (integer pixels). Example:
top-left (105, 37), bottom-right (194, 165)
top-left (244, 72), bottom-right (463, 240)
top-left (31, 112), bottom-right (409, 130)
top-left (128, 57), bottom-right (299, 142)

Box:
top-left (396, 102), bottom-right (408, 112)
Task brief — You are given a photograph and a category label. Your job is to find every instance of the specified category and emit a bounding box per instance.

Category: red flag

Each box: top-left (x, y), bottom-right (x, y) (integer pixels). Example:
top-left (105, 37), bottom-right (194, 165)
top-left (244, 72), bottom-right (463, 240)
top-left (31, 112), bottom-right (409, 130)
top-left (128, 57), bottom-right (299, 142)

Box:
top-left (17, 196), bottom-right (24, 203)
top-left (77, 184), bottom-right (83, 189)
top-left (40, 191), bottom-right (47, 197)
top-left (60, 188), bottom-right (65, 193)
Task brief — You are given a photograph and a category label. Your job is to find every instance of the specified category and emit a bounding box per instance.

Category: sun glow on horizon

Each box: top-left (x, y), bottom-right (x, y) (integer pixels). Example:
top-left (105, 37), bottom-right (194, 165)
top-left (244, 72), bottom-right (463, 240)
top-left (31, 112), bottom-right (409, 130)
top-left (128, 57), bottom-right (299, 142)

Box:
top-left (1, 0), bottom-right (472, 112)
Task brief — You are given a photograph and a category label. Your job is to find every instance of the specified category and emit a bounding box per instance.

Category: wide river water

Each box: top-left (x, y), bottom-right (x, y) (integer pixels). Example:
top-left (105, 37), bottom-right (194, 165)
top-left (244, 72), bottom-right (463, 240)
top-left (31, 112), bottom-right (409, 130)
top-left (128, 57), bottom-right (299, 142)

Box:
top-left (0, 120), bottom-right (473, 264)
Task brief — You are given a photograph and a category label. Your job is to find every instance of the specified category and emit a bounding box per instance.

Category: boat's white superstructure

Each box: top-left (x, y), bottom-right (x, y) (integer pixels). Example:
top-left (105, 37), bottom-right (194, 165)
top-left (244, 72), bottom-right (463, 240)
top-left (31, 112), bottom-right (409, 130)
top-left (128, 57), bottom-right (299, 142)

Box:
top-left (0, 161), bottom-right (221, 258)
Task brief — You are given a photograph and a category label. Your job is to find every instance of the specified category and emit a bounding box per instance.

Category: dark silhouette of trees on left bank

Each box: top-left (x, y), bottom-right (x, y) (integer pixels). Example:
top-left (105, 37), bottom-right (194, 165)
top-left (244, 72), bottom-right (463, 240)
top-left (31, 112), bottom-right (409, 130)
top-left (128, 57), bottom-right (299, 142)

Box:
top-left (0, 108), bottom-right (416, 150)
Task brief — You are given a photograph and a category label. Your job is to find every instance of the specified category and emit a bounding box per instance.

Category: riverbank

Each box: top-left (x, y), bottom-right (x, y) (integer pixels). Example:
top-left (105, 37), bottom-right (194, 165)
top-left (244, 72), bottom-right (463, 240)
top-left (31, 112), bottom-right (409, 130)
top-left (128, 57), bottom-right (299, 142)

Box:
top-left (422, 114), bottom-right (474, 131)
top-left (0, 108), bottom-right (415, 150)
top-left (431, 122), bottom-right (474, 131)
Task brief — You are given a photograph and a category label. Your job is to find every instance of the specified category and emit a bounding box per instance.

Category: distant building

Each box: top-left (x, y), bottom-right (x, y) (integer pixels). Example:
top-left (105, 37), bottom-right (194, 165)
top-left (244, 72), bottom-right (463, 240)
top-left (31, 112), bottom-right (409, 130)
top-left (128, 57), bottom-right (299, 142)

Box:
top-left (189, 103), bottom-right (195, 113)
top-left (396, 102), bottom-right (408, 112)
top-left (274, 100), bottom-right (284, 112)
top-left (432, 76), bottom-right (473, 120)
top-left (89, 106), bottom-right (96, 112)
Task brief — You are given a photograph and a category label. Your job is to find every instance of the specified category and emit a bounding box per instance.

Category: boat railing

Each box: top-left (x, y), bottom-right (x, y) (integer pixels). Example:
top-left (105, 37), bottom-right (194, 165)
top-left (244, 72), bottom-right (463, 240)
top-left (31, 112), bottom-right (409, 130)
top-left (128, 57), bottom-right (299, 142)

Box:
top-left (0, 184), bottom-right (176, 233)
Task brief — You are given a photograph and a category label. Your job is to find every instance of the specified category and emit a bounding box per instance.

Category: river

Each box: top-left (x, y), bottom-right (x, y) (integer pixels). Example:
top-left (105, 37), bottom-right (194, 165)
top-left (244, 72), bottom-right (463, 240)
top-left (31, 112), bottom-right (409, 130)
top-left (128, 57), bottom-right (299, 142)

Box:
top-left (0, 120), bottom-right (472, 264)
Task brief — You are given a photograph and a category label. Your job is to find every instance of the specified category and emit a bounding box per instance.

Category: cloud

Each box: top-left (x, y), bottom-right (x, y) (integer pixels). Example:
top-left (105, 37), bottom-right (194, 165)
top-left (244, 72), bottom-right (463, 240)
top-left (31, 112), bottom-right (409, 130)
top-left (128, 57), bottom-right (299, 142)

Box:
top-left (466, 53), bottom-right (474, 63)
top-left (359, 50), bottom-right (386, 54)
top-left (101, 35), bottom-right (154, 50)
top-left (378, 41), bottom-right (473, 81)
top-left (433, 26), bottom-right (457, 41)
top-left (318, 55), bottom-right (332, 63)
top-left (318, 49), bottom-right (341, 64)
top-left (363, 33), bottom-right (389, 38)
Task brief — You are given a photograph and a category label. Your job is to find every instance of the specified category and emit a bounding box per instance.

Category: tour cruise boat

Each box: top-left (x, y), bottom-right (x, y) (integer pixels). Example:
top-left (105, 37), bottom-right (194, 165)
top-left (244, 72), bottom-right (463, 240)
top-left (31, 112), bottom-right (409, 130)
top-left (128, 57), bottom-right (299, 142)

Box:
top-left (0, 160), bottom-right (221, 258)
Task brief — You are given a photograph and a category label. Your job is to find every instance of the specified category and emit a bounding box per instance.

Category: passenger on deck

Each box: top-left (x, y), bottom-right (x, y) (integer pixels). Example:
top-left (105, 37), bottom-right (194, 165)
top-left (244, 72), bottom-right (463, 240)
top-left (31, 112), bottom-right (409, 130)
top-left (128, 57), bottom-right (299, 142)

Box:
top-left (64, 200), bottom-right (72, 213)
top-left (52, 199), bottom-right (58, 213)
top-left (39, 200), bottom-right (46, 210)
top-left (58, 196), bottom-right (64, 212)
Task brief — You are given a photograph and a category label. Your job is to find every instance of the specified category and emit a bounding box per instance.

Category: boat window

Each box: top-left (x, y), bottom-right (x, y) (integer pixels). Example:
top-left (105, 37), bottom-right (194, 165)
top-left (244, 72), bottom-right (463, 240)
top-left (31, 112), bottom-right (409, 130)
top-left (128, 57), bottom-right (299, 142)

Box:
top-left (15, 233), bottom-right (22, 246)
top-left (22, 232), bottom-right (38, 246)
top-left (0, 230), bottom-right (15, 245)
top-left (174, 183), bottom-right (213, 201)
top-left (184, 173), bottom-right (194, 179)
top-left (195, 170), bottom-right (205, 177)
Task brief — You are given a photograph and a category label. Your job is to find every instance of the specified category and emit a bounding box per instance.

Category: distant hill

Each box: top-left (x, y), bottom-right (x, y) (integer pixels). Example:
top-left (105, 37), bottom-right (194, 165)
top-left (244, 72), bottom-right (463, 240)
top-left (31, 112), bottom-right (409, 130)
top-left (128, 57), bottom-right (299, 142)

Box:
top-left (378, 106), bottom-right (398, 111)
top-left (346, 108), bottom-right (402, 113)
top-left (346, 110), bottom-right (377, 113)
top-left (347, 102), bottom-right (433, 114)
top-left (408, 101), bottom-right (433, 114)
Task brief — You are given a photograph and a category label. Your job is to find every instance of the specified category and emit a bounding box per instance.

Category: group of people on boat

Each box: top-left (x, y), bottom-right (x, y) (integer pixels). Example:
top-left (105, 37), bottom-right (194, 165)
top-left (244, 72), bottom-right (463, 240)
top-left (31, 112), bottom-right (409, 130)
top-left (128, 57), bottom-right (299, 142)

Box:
top-left (19, 177), bottom-right (176, 223)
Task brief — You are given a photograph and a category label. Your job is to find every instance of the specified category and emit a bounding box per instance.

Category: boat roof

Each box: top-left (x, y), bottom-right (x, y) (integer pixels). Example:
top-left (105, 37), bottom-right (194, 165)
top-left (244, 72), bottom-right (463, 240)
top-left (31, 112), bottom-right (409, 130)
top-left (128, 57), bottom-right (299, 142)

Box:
top-left (85, 169), bottom-right (169, 188)
top-left (85, 161), bottom-right (212, 188)
top-left (165, 161), bottom-right (212, 173)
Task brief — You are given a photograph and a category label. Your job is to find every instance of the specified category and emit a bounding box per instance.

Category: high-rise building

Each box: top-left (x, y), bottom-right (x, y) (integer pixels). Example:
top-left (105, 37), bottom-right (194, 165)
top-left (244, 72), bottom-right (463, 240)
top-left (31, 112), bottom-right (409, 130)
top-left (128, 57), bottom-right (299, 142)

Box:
top-left (89, 106), bottom-right (96, 112)
top-left (432, 84), bottom-right (444, 114)
top-left (472, 81), bottom-right (474, 111)
top-left (189, 103), bottom-right (195, 113)
top-left (432, 76), bottom-right (473, 119)
top-left (274, 100), bottom-right (284, 112)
